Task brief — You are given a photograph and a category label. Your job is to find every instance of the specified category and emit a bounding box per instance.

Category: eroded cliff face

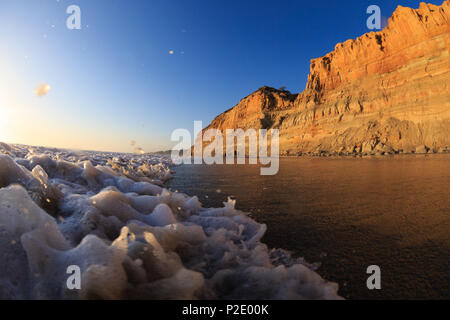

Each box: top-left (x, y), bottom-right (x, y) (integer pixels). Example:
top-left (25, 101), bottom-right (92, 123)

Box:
top-left (206, 87), bottom-right (297, 131)
top-left (204, 1), bottom-right (450, 155)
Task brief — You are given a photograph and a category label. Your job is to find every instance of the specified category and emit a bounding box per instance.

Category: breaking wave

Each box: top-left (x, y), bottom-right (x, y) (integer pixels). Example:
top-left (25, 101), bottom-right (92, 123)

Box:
top-left (0, 142), bottom-right (342, 299)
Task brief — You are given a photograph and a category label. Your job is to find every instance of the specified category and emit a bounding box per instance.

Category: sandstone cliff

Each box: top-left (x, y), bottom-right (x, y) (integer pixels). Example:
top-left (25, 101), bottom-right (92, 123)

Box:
top-left (204, 0), bottom-right (450, 155)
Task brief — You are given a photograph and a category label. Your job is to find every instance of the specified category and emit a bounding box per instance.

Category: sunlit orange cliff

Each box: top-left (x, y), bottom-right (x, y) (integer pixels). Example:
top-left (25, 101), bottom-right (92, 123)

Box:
top-left (204, 1), bottom-right (450, 155)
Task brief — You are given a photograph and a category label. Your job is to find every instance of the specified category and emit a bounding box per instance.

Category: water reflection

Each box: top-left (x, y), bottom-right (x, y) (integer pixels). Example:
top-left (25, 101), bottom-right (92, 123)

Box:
top-left (168, 155), bottom-right (450, 299)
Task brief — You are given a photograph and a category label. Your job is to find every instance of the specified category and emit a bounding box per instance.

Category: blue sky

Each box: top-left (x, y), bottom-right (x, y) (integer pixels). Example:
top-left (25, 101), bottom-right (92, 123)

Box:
top-left (0, 0), bottom-right (444, 152)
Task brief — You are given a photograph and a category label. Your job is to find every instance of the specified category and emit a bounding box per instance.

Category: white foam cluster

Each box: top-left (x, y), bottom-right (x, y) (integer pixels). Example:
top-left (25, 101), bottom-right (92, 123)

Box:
top-left (0, 142), bottom-right (342, 299)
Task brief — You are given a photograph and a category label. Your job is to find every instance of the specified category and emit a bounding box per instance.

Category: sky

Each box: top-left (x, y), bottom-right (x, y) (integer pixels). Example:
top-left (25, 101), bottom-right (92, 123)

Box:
top-left (0, 0), bottom-right (444, 152)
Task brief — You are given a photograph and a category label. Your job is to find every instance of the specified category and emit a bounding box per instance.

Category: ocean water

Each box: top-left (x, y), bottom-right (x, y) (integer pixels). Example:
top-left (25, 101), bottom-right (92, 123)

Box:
top-left (0, 143), bottom-right (341, 300)
top-left (168, 155), bottom-right (450, 299)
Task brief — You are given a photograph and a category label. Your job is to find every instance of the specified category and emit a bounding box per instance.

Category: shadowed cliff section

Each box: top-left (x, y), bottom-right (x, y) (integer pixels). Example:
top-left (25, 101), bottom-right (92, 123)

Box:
top-left (204, 0), bottom-right (450, 156)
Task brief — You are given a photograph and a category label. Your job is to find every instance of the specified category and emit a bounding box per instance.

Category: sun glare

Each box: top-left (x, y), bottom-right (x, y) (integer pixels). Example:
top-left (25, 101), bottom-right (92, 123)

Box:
top-left (0, 114), bottom-right (6, 142)
top-left (0, 106), bottom-right (12, 143)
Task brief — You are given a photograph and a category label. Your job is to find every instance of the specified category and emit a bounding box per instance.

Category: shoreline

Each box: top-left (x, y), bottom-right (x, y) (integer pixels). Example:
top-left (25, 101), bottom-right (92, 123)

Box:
top-left (279, 148), bottom-right (450, 158)
top-left (279, 152), bottom-right (450, 158)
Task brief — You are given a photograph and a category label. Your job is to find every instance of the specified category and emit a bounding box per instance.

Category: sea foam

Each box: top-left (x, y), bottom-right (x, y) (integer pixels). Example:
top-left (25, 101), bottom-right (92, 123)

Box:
top-left (0, 142), bottom-right (342, 299)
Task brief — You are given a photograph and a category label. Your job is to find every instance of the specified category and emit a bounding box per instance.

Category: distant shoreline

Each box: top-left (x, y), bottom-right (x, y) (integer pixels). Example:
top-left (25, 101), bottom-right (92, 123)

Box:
top-left (279, 151), bottom-right (450, 158)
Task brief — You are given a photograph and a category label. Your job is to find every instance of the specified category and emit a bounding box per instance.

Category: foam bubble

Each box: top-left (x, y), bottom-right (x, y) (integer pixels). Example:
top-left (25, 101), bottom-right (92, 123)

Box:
top-left (34, 83), bottom-right (51, 97)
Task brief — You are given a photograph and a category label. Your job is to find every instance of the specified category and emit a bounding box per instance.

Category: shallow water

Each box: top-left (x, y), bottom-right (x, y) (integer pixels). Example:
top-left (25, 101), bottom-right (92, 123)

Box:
top-left (168, 154), bottom-right (450, 299)
top-left (1, 143), bottom-right (343, 299)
